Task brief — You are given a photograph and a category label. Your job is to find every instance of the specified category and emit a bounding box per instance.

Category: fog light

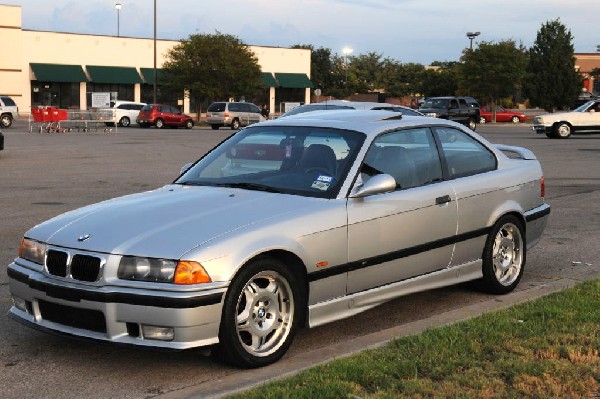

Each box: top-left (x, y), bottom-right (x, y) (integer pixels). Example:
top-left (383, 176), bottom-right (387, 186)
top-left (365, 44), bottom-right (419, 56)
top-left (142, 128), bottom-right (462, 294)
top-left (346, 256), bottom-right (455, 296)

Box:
top-left (141, 325), bottom-right (174, 341)
top-left (12, 296), bottom-right (28, 312)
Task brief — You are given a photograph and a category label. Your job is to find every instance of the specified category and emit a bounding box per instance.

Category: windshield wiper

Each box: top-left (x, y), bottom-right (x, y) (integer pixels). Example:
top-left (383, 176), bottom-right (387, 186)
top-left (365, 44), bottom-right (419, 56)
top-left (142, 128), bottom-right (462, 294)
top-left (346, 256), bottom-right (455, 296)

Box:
top-left (218, 182), bottom-right (282, 193)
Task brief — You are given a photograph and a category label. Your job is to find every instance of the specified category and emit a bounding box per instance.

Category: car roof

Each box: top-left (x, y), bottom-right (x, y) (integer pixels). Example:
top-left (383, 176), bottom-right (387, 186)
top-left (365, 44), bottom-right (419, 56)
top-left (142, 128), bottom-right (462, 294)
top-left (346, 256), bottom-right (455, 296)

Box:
top-left (261, 109), bottom-right (459, 138)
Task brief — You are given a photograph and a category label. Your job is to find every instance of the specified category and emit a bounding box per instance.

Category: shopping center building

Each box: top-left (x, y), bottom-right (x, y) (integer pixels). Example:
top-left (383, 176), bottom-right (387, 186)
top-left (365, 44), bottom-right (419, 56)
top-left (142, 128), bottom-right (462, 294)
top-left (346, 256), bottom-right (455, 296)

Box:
top-left (0, 4), bottom-right (313, 116)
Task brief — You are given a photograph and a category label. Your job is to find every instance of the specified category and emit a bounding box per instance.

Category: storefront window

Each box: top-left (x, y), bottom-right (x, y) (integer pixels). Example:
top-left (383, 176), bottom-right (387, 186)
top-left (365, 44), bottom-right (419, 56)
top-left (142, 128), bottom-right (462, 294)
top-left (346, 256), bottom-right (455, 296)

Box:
top-left (31, 82), bottom-right (80, 109)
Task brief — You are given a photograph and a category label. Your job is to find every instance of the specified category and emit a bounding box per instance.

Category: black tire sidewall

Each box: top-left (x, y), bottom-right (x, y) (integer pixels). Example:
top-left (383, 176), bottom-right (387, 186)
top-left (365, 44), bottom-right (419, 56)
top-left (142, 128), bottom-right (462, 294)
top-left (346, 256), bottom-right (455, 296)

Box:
top-left (481, 215), bottom-right (526, 294)
top-left (217, 256), bottom-right (304, 368)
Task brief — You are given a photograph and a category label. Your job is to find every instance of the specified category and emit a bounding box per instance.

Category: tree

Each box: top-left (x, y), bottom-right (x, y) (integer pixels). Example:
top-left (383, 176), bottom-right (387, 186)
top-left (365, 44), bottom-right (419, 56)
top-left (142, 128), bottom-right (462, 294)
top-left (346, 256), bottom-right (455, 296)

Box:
top-left (162, 32), bottom-right (262, 115)
top-left (419, 62), bottom-right (460, 97)
top-left (459, 40), bottom-right (527, 120)
top-left (523, 19), bottom-right (581, 111)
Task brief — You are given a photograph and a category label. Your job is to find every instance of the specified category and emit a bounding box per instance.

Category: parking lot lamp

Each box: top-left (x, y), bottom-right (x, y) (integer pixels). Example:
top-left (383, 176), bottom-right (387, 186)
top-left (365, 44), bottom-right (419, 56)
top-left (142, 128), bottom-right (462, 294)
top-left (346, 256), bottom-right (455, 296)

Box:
top-left (115, 3), bottom-right (122, 37)
top-left (466, 31), bottom-right (480, 49)
top-left (342, 47), bottom-right (353, 84)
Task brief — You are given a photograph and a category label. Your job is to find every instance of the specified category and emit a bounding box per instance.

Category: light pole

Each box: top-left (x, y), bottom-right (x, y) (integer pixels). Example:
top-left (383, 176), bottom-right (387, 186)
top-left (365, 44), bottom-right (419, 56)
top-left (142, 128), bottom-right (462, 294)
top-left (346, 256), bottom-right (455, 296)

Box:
top-left (153, 0), bottom-right (157, 104)
top-left (342, 47), bottom-right (353, 84)
top-left (115, 3), bottom-right (121, 37)
top-left (466, 31), bottom-right (480, 50)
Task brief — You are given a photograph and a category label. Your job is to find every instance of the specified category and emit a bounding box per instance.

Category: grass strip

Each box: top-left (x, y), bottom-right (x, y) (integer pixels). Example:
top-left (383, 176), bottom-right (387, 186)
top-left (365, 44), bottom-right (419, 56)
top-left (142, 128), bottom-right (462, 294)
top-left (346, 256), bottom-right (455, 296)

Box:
top-left (232, 279), bottom-right (600, 399)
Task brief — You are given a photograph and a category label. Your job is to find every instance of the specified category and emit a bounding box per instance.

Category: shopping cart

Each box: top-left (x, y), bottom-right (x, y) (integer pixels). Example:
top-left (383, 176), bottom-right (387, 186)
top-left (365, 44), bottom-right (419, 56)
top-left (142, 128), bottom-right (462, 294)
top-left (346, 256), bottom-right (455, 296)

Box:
top-left (29, 107), bottom-right (69, 133)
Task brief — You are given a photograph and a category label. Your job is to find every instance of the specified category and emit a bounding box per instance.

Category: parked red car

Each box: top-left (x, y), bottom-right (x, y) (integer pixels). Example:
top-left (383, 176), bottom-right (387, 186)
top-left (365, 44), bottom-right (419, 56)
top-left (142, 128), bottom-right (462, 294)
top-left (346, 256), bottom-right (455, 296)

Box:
top-left (136, 104), bottom-right (194, 129)
top-left (479, 106), bottom-right (526, 124)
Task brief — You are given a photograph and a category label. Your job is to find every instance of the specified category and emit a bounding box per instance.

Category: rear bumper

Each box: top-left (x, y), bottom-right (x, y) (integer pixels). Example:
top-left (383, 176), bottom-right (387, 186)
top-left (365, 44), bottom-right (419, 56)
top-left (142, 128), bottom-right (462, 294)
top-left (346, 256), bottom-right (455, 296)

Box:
top-left (524, 203), bottom-right (551, 249)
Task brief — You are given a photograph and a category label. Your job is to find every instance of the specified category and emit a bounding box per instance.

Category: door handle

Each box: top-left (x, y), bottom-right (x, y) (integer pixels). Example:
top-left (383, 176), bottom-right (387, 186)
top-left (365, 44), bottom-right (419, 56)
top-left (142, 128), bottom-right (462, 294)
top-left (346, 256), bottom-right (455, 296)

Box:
top-left (435, 195), bottom-right (451, 205)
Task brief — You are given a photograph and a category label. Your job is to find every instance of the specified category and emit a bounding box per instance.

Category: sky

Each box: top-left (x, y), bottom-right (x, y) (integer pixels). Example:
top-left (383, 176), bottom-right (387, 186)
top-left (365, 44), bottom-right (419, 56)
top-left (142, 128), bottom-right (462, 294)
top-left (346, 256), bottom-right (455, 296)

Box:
top-left (5, 0), bottom-right (599, 64)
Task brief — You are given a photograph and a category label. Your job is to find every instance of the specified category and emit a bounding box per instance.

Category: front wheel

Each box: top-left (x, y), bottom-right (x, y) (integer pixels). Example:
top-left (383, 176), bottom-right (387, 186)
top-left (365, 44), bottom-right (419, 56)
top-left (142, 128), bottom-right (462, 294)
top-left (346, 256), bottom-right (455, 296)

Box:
top-left (511, 116), bottom-right (520, 124)
top-left (231, 119), bottom-right (241, 130)
top-left (554, 122), bottom-right (571, 139)
top-left (155, 118), bottom-right (164, 129)
top-left (211, 124), bottom-right (220, 130)
top-left (217, 257), bottom-right (304, 368)
top-left (1, 114), bottom-right (13, 128)
top-left (184, 120), bottom-right (194, 129)
top-left (479, 116), bottom-right (487, 124)
top-left (479, 215), bottom-right (525, 294)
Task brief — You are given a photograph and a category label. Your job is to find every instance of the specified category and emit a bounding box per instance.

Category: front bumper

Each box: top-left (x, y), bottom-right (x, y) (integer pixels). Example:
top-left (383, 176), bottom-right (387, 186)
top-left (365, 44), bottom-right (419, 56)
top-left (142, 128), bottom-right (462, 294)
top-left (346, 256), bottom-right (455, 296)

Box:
top-left (7, 261), bottom-right (226, 350)
top-left (532, 124), bottom-right (551, 133)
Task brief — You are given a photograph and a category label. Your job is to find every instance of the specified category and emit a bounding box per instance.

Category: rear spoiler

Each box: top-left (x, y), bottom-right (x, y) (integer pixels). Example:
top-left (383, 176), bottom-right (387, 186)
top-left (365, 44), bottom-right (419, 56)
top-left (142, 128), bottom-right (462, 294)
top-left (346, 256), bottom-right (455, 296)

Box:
top-left (494, 144), bottom-right (537, 160)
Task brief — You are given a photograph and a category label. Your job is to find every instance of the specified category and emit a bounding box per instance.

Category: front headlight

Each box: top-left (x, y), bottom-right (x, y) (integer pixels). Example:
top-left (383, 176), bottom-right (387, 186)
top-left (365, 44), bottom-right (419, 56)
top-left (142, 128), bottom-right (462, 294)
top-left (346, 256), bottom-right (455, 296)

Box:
top-left (118, 257), bottom-right (212, 284)
top-left (18, 238), bottom-right (46, 265)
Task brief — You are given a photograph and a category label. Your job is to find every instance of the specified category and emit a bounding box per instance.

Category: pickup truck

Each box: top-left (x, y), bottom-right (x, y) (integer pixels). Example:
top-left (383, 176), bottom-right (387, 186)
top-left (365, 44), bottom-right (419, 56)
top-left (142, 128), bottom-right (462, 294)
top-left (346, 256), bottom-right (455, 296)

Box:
top-left (419, 96), bottom-right (480, 130)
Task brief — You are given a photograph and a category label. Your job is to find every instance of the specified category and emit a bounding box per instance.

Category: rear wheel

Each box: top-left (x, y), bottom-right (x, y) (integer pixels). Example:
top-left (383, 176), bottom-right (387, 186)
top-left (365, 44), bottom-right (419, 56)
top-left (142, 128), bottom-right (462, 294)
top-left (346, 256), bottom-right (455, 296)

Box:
top-left (217, 257), bottom-right (304, 368)
top-left (479, 215), bottom-right (525, 294)
top-left (155, 118), bottom-right (164, 129)
top-left (231, 119), bottom-right (241, 130)
top-left (554, 122), bottom-right (571, 139)
top-left (467, 118), bottom-right (477, 131)
top-left (211, 124), bottom-right (220, 130)
top-left (479, 116), bottom-right (487, 124)
top-left (119, 116), bottom-right (131, 127)
top-left (1, 114), bottom-right (13, 128)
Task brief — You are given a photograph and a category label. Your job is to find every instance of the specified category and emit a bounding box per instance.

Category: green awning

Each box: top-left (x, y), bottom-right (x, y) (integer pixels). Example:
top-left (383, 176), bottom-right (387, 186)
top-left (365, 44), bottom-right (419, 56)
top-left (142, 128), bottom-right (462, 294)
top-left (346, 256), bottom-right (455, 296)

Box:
top-left (275, 73), bottom-right (313, 89)
top-left (262, 72), bottom-right (279, 88)
top-left (30, 63), bottom-right (88, 83)
top-left (86, 65), bottom-right (143, 84)
top-left (140, 67), bottom-right (166, 85)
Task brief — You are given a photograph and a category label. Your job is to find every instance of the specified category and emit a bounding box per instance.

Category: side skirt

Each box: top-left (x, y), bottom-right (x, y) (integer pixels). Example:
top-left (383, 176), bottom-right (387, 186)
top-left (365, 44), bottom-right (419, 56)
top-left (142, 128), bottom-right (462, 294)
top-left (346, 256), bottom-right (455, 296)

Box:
top-left (308, 260), bottom-right (483, 328)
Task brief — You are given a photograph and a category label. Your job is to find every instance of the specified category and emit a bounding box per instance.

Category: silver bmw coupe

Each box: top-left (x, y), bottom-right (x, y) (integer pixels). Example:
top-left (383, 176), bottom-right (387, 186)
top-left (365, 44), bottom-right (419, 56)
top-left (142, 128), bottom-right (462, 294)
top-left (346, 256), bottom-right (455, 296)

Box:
top-left (7, 110), bottom-right (550, 368)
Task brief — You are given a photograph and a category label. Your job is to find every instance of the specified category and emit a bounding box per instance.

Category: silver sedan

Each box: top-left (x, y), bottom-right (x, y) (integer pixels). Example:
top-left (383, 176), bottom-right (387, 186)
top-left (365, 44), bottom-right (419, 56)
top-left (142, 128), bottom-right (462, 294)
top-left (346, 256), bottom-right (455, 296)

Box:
top-left (8, 110), bottom-right (550, 368)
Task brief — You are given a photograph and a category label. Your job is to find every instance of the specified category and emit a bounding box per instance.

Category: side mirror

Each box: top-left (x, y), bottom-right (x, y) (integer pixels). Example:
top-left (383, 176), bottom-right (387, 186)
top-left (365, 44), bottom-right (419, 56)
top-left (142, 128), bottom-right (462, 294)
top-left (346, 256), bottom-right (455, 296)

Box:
top-left (350, 174), bottom-right (397, 198)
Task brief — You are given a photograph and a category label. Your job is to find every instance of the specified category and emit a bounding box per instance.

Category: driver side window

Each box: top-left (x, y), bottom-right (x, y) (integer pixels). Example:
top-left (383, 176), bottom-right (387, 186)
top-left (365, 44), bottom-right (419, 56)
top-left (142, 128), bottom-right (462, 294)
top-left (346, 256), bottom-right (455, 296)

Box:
top-left (363, 128), bottom-right (443, 190)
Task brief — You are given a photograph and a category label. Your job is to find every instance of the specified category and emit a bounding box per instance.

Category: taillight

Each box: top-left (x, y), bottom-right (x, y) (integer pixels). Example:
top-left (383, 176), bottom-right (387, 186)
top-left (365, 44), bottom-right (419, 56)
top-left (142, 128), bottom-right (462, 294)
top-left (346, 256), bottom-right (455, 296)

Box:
top-left (540, 177), bottom-right (545, 198)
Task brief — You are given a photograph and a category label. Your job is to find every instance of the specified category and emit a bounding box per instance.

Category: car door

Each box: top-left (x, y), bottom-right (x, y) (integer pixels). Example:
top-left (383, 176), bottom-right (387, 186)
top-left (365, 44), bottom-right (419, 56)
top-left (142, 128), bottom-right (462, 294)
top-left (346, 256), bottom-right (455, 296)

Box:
top-left (447, 99), bottom-right (461, 122)
top-left (578, 102), bottom-right (600, 129)
top-left (432, 126), bottom-right (499, 267)
top-left (346, 127), bottom-right (457, 294)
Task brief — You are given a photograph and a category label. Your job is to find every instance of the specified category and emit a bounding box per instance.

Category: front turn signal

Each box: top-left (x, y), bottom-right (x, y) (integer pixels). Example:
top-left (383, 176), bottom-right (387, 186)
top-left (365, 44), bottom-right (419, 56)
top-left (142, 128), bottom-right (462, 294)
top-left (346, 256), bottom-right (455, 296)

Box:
top-left (174, 261), bottom-right (212, 285)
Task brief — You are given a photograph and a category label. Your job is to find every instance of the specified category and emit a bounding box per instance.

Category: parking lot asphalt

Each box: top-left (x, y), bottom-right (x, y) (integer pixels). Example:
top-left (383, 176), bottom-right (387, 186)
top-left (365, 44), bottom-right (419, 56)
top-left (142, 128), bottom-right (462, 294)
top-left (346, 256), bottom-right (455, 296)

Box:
top-left (0, 120), bottom-right (598, 399)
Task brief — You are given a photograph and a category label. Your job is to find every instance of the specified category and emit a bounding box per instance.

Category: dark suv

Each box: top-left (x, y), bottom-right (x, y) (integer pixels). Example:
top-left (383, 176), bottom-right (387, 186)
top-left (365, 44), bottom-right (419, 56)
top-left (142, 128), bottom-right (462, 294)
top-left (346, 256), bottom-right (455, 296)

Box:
top-left (136, 104), bottom-right (194, 129)
top-left (0, 96), bottom-right (19, 128)
top-left (419, 96), bottom-right (480, 130)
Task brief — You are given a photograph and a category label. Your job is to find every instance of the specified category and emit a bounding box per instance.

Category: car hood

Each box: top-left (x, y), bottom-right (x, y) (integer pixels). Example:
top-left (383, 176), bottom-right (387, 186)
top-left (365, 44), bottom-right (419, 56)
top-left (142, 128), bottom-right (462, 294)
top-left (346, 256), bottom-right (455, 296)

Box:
top-left (26, 185), bottom-right (315, 259)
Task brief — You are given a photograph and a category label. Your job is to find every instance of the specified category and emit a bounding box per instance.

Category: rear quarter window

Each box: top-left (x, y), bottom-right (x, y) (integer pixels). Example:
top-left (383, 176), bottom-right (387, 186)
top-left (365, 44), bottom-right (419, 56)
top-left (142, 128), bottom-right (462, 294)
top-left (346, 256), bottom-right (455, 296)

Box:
top-left (1, 97), bottom-right (16, 106)
top-left (208, 103), bottom-right (226, 112)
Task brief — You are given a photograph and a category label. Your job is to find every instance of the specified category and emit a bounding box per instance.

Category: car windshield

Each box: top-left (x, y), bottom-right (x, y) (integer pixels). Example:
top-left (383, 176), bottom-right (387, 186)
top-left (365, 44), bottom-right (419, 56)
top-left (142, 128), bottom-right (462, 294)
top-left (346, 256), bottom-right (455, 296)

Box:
top-left (573, 100), bottom-right (597, 112)
top-left (175, 126), bottom-right (366, 199)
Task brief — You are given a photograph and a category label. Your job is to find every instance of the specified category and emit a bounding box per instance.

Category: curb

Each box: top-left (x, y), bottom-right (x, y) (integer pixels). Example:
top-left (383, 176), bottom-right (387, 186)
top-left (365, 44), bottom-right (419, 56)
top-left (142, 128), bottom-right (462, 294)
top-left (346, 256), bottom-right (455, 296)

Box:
top-left (156, 276), bottom-right (591, 399)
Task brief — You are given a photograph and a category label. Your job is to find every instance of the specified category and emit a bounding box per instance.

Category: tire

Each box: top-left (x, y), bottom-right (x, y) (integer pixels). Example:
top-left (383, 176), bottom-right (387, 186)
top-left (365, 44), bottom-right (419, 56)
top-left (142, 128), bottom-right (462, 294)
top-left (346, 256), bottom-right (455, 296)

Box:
top-left (119, 117), bottom-right (130, 127)
top-left (479, 116), bottom-right (487, 124)
top-left (1, 114), bottom-right (13, 128)
top-left (155, 118), bottom-right (164, 129)
top-left (554, 122), bottom-right (571, 139)
top-left (211, 124), bottom-right (220, 130)
top-left (511, 116), bottom-right (520, 124)
top-left (231, 119), bottom-right (241, 130)
top-left (184, 120), bottom-right (194, 129)
top-left (479, 215), bottom-right (526, 294)
top-left (217, 256), bottom-right (304, 368)
top-left (467, 118), bottom-right (477, 131)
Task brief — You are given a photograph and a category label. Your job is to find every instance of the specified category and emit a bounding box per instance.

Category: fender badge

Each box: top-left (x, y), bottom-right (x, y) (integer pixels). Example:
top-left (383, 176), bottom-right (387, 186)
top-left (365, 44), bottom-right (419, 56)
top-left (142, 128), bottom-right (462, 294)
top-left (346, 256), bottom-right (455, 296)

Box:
top-left (77, 234), bottom-right (92, 242)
